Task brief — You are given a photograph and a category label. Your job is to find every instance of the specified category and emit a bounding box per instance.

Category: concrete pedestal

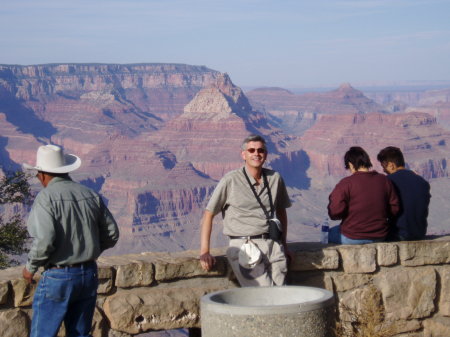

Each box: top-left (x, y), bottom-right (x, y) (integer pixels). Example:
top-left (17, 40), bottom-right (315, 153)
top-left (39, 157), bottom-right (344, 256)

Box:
top-left (201, 286), bottom-right (335, 337)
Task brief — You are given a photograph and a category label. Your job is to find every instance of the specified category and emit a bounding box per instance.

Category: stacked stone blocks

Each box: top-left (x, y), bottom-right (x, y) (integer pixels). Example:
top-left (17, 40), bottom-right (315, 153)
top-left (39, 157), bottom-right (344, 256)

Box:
top-left (0, 238), bottom-right (449, 336)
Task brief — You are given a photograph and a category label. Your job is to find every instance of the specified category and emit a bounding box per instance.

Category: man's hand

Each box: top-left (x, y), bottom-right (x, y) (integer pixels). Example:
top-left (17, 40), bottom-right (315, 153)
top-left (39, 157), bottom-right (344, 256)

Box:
top-left (200, 252), bottom-right (216, 271)
top-left (200, 210), bottom-right (216, 271)
top-left (22, 267), bottom-right (35, 284)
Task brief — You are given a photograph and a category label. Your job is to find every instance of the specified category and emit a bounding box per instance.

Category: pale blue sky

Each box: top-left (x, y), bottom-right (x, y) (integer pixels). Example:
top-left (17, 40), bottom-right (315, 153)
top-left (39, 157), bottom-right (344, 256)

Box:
top-left (1, 0), bottom-right (450, 87)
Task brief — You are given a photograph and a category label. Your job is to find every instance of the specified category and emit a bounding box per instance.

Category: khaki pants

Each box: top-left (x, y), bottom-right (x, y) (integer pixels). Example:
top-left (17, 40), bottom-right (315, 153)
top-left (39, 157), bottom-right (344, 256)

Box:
top-left (226, 238), bottom-right (287, 287)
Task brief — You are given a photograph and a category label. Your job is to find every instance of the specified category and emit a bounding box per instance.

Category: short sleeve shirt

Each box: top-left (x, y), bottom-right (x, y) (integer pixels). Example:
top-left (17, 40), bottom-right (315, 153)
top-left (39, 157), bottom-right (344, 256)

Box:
top-left (206, 166), bottom-right (291, 236)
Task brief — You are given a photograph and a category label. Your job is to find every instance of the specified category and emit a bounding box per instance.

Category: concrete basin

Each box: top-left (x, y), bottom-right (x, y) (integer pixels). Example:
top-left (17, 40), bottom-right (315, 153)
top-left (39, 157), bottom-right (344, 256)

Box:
top-left (201, 286), bottom-right (335, 337)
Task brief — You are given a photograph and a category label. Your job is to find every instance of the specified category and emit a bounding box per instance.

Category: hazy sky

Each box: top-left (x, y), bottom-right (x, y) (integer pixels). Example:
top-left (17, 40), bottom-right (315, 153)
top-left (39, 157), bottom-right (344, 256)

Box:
top-left (1, 0), bottom-right (450, 88)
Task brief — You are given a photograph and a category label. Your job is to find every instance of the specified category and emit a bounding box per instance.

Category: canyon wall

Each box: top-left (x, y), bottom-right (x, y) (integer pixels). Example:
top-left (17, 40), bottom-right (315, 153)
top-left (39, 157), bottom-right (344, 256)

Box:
top-left (300, 111), bottom-right (450, 184)
top-left (1, 63), bottom-right (450, 254)
top-left (246, 84), bottom-right (385, 135)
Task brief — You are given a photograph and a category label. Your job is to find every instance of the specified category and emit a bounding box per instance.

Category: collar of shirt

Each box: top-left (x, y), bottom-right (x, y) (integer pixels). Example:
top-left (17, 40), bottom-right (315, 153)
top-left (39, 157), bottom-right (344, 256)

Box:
top-left (243, 166), bottom-right (264, 186)
top-left (46, 176), bottom-right (72, 187)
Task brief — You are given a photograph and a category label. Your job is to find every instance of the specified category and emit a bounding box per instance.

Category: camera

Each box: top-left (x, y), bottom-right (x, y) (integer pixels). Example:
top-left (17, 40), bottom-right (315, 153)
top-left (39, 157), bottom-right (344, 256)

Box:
top-left (268, 218), bottom-right (282, 241)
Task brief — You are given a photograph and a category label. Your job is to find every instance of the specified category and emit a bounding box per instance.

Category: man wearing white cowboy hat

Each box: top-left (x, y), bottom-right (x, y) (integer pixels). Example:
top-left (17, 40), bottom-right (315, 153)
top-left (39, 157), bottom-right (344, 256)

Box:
top-left (22, 144), bottom-right (119, 337)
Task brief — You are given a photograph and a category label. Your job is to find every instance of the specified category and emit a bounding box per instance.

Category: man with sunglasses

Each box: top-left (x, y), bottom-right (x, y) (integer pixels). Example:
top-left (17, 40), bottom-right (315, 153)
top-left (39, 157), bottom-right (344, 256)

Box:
top-left (200, 134), bottom-right (291, 286)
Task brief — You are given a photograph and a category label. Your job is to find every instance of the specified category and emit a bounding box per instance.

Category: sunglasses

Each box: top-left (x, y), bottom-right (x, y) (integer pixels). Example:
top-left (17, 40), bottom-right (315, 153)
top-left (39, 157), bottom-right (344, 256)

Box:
top-left (247, 148), bottom-right (266, 154)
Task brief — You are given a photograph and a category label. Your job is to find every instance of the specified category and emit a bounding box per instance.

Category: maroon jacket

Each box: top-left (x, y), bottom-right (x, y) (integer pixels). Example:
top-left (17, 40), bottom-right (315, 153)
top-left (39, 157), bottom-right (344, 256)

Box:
top-left (328, 171), bottom-right (400, 240)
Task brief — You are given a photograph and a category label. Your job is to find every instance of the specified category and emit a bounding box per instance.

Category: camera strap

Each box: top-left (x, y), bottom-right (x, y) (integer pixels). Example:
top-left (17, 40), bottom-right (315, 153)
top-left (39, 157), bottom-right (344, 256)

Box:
top-left (242, 167), bottom-right (274, 219)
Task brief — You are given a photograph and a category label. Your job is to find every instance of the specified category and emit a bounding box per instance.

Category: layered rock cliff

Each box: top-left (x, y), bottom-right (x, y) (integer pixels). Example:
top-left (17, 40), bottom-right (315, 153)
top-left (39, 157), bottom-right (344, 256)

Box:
top-left (68, 134), bottom-right (218, 254)
top-left (300, 111), bottom-right (450, 185)
top-left (0, 64), bottom-right (225, 253)
top-left (405, 88), bottom-right (450, 130)
top-left (0, 63), bottom-right (221, 143)
top-left (1, 63), bottom-right (450, 253)
top-left (149, 73), bottom-right (285, 180)
top-left (246, 83), bottom-right (385, 135)
top-left (364, 86), bottom-right (450, 129)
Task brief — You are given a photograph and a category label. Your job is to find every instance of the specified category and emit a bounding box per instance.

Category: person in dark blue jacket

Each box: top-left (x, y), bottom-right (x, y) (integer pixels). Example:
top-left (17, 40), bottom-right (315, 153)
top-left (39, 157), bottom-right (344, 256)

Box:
top-left (377, 146), bottom-right (431, 241)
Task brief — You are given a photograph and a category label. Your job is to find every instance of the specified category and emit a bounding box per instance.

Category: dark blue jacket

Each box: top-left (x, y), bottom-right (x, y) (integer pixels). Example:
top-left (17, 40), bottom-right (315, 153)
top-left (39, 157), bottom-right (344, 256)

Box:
top-left (387, 169), bottom-right (431, 240)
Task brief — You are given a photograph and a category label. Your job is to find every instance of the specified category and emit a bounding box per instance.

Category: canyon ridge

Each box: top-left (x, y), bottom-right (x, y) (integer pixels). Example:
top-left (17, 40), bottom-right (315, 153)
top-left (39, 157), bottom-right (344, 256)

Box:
top-left (1, 63), bottom-right (449, 255)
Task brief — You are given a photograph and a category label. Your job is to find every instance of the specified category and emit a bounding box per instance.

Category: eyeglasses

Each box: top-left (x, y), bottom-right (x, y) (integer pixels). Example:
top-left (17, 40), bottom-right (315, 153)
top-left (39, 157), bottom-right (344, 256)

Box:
top-left (247, 148), bottom-right (266, 154)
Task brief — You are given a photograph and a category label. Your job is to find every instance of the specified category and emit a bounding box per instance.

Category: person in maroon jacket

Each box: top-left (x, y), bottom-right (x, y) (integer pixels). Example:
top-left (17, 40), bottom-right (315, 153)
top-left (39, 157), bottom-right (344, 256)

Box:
top-left (328, 146), bottom-right (400, 244)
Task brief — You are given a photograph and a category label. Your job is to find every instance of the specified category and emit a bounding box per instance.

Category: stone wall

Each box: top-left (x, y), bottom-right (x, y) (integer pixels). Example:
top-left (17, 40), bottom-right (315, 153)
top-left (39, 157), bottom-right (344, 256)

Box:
top-left (1, 237), bottom-right (449, 337)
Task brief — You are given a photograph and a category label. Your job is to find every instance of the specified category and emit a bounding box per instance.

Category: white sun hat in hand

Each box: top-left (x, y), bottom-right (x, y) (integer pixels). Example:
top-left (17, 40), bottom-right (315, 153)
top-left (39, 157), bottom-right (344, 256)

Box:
top-left (238, 240), bottom-right (262, 269)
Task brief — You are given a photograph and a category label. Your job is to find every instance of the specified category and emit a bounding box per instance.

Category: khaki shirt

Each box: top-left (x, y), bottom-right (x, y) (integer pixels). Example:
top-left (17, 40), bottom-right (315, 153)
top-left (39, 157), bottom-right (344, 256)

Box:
top-left (206, 167), bottom-right (291, 236)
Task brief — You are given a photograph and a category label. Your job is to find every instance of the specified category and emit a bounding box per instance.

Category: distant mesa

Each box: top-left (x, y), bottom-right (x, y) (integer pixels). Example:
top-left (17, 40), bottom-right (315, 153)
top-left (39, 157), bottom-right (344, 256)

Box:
top-left (246, 82), bottom-right (384, 136)
top-left (248, 87), bottom-right (294, 95)
top-left (247, 82), bottom-right (380, 115)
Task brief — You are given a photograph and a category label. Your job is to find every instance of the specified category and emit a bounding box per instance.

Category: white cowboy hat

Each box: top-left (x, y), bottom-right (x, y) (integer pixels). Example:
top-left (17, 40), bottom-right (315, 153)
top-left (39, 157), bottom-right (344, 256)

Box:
top-left (23, 144), bottom-right (81, 173)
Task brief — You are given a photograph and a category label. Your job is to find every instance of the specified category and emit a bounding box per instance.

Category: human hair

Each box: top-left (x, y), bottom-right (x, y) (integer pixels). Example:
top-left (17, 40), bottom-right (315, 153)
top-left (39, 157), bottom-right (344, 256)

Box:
top-left (344, 146), bottom-right (372, 170)
top-left (40, 171), bottom-right (70, 179)
top-left (241, 134), bottom-right (267, 150)
top-left (377, 146), bottom-right (405, 167)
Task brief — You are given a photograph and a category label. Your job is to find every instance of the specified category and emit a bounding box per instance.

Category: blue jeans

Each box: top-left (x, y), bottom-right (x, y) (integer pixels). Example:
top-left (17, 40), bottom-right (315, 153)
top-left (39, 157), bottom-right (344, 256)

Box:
top-left (329, 225), bottom-right (384, 245)
top-left (31, 261), bottom-right (98, 337)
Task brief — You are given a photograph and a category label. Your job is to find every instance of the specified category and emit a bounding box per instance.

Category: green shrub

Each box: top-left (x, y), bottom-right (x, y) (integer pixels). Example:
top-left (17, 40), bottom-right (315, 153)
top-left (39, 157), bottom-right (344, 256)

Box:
top-left (0, 170), bottom-right (32, 269)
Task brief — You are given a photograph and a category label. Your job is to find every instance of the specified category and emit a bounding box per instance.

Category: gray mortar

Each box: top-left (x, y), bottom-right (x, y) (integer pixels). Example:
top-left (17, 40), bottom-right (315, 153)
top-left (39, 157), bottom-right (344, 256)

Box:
top-left (201, 286), bottom-right (335, 337)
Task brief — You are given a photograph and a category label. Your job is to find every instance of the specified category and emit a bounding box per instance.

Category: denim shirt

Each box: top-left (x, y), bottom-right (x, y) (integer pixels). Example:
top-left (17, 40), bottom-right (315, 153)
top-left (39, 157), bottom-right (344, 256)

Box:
top-left (26, 176), bottom-right (119, 273)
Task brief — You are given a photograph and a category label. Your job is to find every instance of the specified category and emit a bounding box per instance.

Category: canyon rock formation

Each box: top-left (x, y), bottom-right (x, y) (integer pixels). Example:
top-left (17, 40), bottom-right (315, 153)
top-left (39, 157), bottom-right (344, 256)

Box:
top-left (300, 111), bottom-right (450, 185)
top-left (364, 86), bottom-right (450, 128)
top-left (246, 83), bottom-right (385, 135)
top-left (0, 63), bottom-right (449, 255)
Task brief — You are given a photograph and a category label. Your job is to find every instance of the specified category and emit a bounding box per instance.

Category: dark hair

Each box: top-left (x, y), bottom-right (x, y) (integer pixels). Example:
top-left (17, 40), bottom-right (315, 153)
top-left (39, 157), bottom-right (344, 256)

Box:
top-left (344, 146), bottom-right (372, 170)
top-left (39, 171), bottom-right (70, 178)
top-left (377, 146), bottom-right (405, 167)
top-left (241, 134), bottom-right (267, 150)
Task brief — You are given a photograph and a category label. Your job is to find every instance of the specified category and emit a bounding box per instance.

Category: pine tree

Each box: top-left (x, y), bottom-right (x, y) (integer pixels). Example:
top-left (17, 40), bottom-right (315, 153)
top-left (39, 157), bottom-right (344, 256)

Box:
top-left (0, 171), bottom-right (32, 269)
